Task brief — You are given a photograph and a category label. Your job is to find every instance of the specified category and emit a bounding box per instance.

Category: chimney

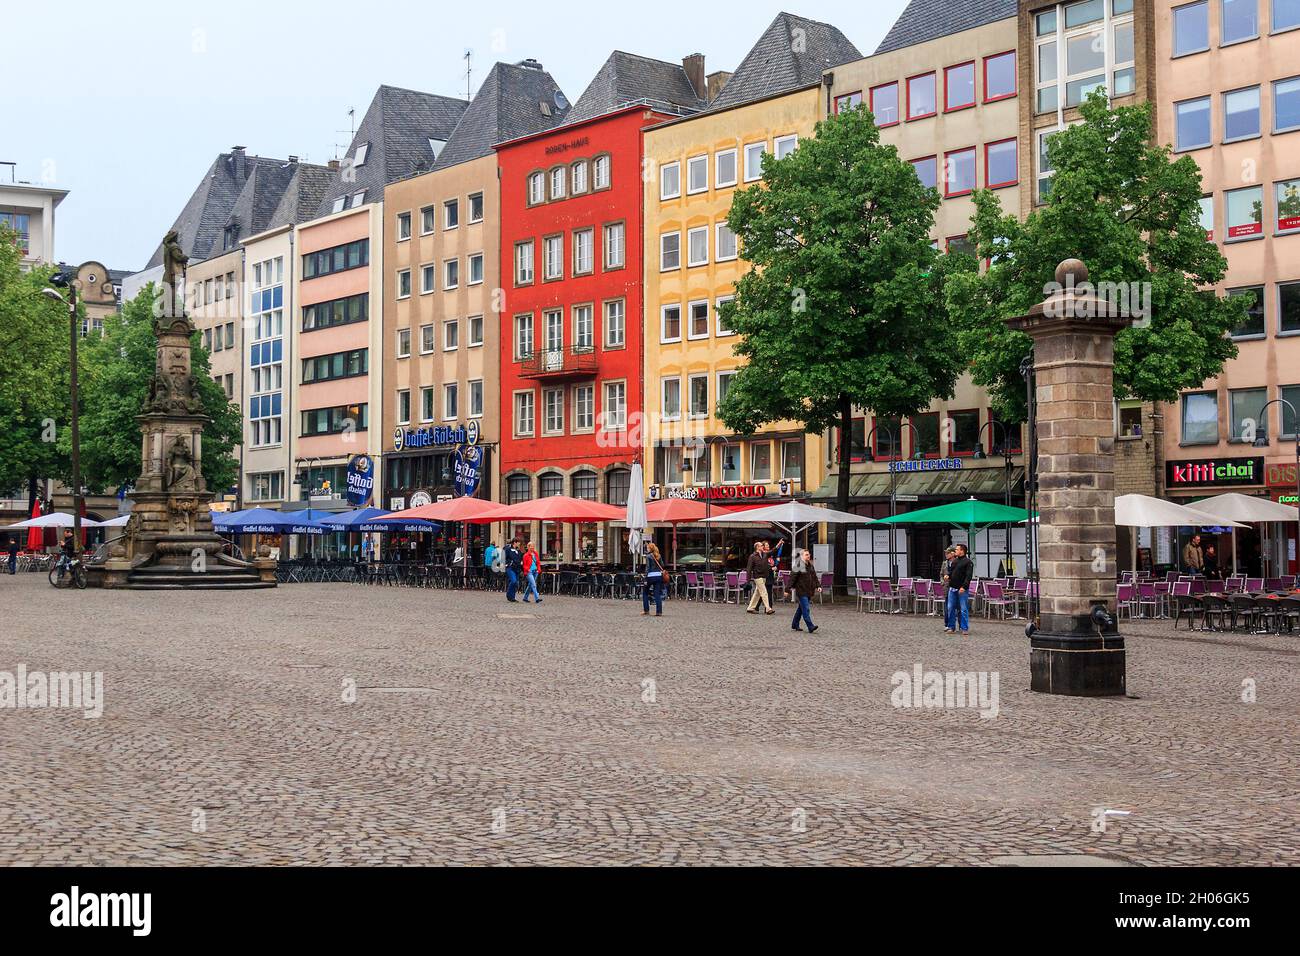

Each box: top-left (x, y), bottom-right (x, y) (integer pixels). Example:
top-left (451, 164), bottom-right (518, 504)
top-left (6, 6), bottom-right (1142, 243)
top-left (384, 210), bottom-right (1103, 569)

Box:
top-left (288, 155), bottom-right (299, 165)
top-left (682, 54), bottom-right (706, 101)
top-left (706, 70), bottom-right (732, 103)
top-left (517, 58), bottom-right (543, 71)
top-left (327, 158), bottom-right (340, 171)
top-left (230, 145), bottom-right (247, 178)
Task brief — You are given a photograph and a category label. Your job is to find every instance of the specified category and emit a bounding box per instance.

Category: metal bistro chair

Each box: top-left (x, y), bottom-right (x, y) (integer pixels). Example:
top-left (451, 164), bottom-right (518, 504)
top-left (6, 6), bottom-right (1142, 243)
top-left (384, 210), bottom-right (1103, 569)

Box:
top-left (875, 579), bottom-right (902, 614)
top-left (723, 571), bottom-right (742, 604)
top-left (1169, 581), bottom-right (1201, 630)
top-left (1245, 577), bottom-right (1265, 593)
top-left (855, 578), bottom-right (876, 613)
top-left (818, 572), bottom-right (834, 604)
top-left (1115, 583), bottom-right (1137, 620)
top-left (983, 581), bottom-right (1014, 620)
top-left (700, 571), bottom-right (724, 603)
top-left (911, 579), bottom-right (932, 615)
top-left (1136, 582), bottom-right (1161, 620)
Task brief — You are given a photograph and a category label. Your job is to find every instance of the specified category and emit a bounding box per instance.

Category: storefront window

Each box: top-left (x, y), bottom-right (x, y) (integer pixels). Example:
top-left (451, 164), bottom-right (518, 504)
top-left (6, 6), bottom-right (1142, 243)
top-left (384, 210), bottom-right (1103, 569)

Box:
top-left (661, 446), bottom-right (684, 485)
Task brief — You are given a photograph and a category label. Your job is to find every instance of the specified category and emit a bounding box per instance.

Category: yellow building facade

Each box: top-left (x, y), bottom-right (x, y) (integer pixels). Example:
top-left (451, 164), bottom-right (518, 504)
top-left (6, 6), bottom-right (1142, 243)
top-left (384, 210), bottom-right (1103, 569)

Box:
top-left (641, 84), bottom-right (826, 519)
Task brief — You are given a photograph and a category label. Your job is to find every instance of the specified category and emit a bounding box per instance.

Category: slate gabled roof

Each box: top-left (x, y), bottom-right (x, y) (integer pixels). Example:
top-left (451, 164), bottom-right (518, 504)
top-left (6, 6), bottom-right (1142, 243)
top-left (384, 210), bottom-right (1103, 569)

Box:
top-left (317, 85), bottom-right (469, 216)
top-left (564, 51), bottom-right (706, 125)
top-left (266, 162), bottom-right (334, 230)
top-left (147, 149), bottom-right (286, 268)
top-left (223, 160), bottom-right (294, 244)
top-left (433, 61), bottom-right (570, 169)
top-left (708, 11), bottom-right (860, 111)
top-left (875, 0), bottom-right (1018, 54)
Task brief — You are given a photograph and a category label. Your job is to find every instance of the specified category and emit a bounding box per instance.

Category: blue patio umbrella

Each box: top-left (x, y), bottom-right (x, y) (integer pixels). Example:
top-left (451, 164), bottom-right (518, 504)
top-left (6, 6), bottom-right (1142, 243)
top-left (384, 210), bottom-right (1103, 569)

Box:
top-left (321, 507), bottom-right (440, 534)
top-left (277, 509), bottom-right (333, 534)
top-left (212, 508), bottom-right (325, 535)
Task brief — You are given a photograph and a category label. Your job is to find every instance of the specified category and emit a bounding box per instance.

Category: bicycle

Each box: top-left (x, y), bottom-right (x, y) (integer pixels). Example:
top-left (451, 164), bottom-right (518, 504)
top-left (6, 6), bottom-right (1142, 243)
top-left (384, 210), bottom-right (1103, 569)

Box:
top-left (49, 555), bottom-right (87, 590)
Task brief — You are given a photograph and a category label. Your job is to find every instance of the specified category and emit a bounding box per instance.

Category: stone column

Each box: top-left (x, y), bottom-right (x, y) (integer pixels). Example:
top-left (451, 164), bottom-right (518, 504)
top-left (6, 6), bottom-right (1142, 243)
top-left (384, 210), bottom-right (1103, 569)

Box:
top-left (1010, 259), bottom-right (1130, 696)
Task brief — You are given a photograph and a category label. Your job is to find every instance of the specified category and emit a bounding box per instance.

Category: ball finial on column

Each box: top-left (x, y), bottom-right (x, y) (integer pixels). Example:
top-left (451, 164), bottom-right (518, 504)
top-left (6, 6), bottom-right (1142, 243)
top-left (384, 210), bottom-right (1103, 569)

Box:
top-left (1056, 258), bottom-right (1088, 286)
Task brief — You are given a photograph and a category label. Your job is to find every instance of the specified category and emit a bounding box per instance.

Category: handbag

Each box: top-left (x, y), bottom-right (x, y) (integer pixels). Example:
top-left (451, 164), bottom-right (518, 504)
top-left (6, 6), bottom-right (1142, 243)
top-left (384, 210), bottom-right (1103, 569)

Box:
top-left (646, 556), bottom-right (663, 579)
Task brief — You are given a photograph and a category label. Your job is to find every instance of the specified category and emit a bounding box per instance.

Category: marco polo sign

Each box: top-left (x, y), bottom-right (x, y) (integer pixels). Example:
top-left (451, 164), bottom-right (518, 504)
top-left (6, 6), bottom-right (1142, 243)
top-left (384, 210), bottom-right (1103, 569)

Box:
top-left (1166, 456), bottom-right (1264, 488)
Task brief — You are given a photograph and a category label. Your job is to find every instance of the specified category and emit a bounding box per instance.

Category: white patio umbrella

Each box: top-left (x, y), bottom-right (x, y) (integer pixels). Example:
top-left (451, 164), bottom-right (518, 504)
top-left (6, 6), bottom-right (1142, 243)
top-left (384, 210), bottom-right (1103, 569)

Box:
top-left (1114, 494), bottom-right (1246, 576)
top-left (1184, 492), bottom-right (1300, 575)
top-left (624, 462), bottom-right (647, 567)
top-left (703, 500), bottom-right (867, 574)
top-left (3, 512), bottom-right (102, 529)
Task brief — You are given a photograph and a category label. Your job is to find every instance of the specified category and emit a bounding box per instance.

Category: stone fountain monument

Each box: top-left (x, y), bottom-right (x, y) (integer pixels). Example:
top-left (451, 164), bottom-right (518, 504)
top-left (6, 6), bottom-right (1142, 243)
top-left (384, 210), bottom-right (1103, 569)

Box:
top-left (93, 232), bottom-right (276, 589)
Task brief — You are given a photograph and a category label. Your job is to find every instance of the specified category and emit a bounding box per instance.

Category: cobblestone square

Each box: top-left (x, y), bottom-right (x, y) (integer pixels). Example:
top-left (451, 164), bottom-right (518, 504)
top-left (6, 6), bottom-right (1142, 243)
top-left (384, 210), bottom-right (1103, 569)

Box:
top-left (0, 574), bottom-right (1296, 866)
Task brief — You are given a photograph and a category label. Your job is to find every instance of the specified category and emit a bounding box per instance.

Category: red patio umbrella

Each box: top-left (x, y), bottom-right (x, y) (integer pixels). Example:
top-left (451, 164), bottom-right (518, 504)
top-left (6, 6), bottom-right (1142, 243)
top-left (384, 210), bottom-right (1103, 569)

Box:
top-left (380, 496), bottom-right (503, 524)
top-left (644, 497), bottom-right (734, 569)
top-left (27, 497), bottom-right (43, 552)
top-left (481, 495), bottom-right (624, 523)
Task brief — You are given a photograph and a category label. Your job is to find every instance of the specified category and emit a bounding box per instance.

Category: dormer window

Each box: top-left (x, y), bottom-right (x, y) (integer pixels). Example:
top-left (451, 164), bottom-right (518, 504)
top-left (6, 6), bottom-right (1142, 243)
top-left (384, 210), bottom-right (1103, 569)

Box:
top-left (354, 142), bottom-right (370, 166)
top-left (429, 139), bottom-right (447, 160)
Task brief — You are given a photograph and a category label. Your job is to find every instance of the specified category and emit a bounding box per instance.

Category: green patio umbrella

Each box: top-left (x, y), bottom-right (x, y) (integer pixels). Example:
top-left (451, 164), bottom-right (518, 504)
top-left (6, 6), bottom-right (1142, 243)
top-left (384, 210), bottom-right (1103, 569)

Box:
top-left (872, 497), bottom-right (1030, 577)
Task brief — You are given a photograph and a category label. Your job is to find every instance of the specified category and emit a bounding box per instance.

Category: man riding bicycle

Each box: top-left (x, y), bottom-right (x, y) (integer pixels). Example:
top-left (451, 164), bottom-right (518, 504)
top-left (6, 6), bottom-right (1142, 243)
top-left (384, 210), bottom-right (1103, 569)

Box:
top-left (55, 529), bottom-right (77, 581)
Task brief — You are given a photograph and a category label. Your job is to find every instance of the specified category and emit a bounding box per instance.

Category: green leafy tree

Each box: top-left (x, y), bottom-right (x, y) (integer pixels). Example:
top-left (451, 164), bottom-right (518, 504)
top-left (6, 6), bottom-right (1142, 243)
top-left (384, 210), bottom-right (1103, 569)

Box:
top-left (0, 232), bottom-right (71, 496)
top-left (717, 106), bottom-right (963, 585)
top-left (946, 91), bottom-right (1244, 421)
top-left (72, 283), bottom-right (241, 493)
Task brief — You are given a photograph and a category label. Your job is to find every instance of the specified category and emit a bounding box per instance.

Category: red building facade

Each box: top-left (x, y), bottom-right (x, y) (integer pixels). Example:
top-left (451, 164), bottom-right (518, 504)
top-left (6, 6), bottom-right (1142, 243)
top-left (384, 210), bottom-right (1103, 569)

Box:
top-left (496, 106), bottom-right (667, 562)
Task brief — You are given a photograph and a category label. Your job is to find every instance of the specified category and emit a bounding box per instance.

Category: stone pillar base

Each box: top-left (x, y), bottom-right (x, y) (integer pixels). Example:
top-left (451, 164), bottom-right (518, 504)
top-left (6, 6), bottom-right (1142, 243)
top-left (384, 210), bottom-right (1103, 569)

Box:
top-left (253, 557), bottom-right (278, 584)
top-left (1030, 633), bottom-right (1126, 697)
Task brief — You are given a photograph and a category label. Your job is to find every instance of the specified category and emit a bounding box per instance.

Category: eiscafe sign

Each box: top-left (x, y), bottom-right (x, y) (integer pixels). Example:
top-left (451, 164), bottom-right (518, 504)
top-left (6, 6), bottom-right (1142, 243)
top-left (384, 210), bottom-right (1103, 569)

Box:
top-left (1266, 462), bottom-right (1298, 488)
top-left (1166, 456), bottom-right (1264, 488)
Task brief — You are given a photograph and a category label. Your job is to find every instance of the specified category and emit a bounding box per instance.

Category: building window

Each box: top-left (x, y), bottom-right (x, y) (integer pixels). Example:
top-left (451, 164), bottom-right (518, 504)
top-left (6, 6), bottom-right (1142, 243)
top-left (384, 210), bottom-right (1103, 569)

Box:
top-left (419, 323), bottom-right (435, 354)
top-left (721, 441), bottom-right (741, 482)
top-left (444, 318), bottom-right (459, 350)
top-left (302, 349), bottom-right (368, 384)
top-left (514, 391), bottom-right (535, 436)
top-left (528, 172), bottom-right (545, 205)
top-left (1229, 286), bottom-right (1266, 338)
top-left (661, 161), bottom-right (681, 199)
top-left (1180, 390), bottom-right (1216, 447)
top-left (1222, 0), bottom-right (1258, 44)
top-left (302, 239), bottom-right (368, 279)
top-left (1282, 384), bottom-right (1300, 438)
top-left (515, 240), bottom-right (534, 284)
top-left (660, 232), bottom-right (681, 271)
top-left (507, 475), bottom-right (532, 504)
top-left (985, 139), bottom-right (1018, 188)
top-left (543, 387), bottom-right (564, 434)
top-left (715, 222), bottom-right (738, 261)
top-left (603, 381), bottom-right (626, 430)
top-left (750, 442), bottom-right (772, 482)
top-left (417, 386), bottom-right (433, 423)
top-left (397, 269), bottom-right (412, 299)
top-left (1277, 0), bottom-right (1300, 31)
top-left (463, 252), bottom-right (482, 285)
top-left (834, 91), bottom-right (863, 113)
top-left (1037, 128), bottom-right (1062, 201)
top-left (947, 409), bottom-right (982, 455)
top-left (907, 72), bottom-right (936, 119)
top-left (441, 199), bottom-right (458, 230)
top-left (661, 304), bottom-right (682, 342)
top-left (603, 221), bottom-right (625, 269)
top-left (440, 258), bottom-right (456, 289)
top-left (396, 328), bottom-right (411, 358)
top-left (543, 235), bottom-right (563, 280)
top-left (469, 192), bottom-right (484, 222)
top-left (1275, 76), bottom-right (1300, 133)
top-left (1226, 185), bottom-right (1264, 239)
top-left (420, 206), bottom-right (436, 234)
top-left (661, 377), bottom-right (681, 421)
top-left (688, 374), bottom-right (708, 419)
top-left (1224, 86), bottom-right (1261, 142)
top-left (549, 167), bottom-right (566, 200)
top-left (1279, 281), bottom-right (1300, 334)
top-left (660, 446), bottom-right (684, 486)
top-left (984, 51), bottom-right (1016, 101)
top-left (1199, 195), bottom-right (1215, 239)
top-left (573, 304), bottom-right (594, 351)
top-left (774, 134), bottom-right (798, 160)
top-left (543, 309), bottom-right (563, 357)
top-left (571, 161), bottom-right (588, 195)
top-left (911, 156), bottom-right (938, 191)
top-left (606, 468), bottom-right (631, 506)
top-left (688, 300), bottom-right (709, 339)
top-left (687, 226), bottom-right (708, 266)
top-left (301, 403), bottom-right (368, 436)
top-left (604, 299), bottom-right (625, 348)
top-left (944, 61), bottom-right (976, 111)
top-left (468, 314), bottom-right (484, 347)
top-left (1173, 1), bottom-right (1210, 55)
top-left (687, 154), bottom-right (708, 194)
top-left (1230, 387), bottom-right (1267, 441)
top-left (912, 412), bottom-right (940, 457)
top-left (1035, 0), bottom-right (1135, 112)
top-left (469, 379), bottom-right (484, 418)
top-left (743, 142), bottom-right (766, 181)
top-left (944, 147), bottom-right (977, 197)
top-left (1117, 400), bottom-right (1144, 438)
top-left (715, 296), bottom-right (735, 336)
top-left (716, 149), bottom-right (737, 187)
top-left (248, 471), bottom-right (285, 502)
top-left (593, 154), bottom-right (611, 190)
top-left (573, 228), bottom-right (594, 275)
top-left (302, 293), bottom-right (368, 332)
top-left (397, 212), bottom-right (411, 240)
top-left (514, 313), bottom-right (534, 360)
top-left (868, 82), bottom-right (899, 127)
top-left (717, 370), bottom-right (735, 409)
top-left (781, 439), bottom-right (802, 481)
top-left (574, 384), bottom-right (595, 431)
top-left (417, 262), bottom-right (437, 294)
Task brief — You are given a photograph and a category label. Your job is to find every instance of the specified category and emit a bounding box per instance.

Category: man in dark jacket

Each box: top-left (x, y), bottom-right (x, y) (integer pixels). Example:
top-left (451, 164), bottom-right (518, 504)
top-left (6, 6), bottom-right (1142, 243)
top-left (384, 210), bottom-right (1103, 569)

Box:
top-left (946, 544), bottom-right (974, 635)
top-left (7, 535), bottom-right (18, 575)
top-left (790, 550), bottom-right (820, 633)
top-left (504, 540), bottom-right (523, 602)
top-left (745, 542), bottom-right (772, 613)
top-left (941, 547), bottom-right (957, 630)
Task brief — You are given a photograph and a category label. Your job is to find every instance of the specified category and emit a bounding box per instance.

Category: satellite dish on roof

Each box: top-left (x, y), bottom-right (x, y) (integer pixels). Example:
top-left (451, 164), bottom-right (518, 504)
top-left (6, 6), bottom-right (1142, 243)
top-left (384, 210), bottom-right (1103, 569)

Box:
top-left (554, 91), bottom-right (569, 111)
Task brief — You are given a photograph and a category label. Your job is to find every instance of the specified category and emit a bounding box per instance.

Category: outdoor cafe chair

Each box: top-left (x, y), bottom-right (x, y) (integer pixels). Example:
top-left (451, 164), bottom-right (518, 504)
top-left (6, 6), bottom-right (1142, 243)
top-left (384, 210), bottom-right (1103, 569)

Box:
top-left (818, 572), bottom-right (834, 604)
top-left (875, 579), bottom-right (902, 614)
top-left (1245, 578), bottom-right (1264, 593)
top-left (684, 571), bottom-right (701, 601)
top-left (1201, 593), bottom-right (1234, 632)
top-left (983, 582), bottom-right (1014, 619)
top-left (855, 578), bottom-right (876, 613)
top-left (1265, 577), bottom-right (1290, 592)
top-left (1137, 582), bottom-right (1161, 619)
top-left (700, 571), bottom-right (724, 602)
top-left (723, 571), bottom-right (742, 603)
top-left (1170, 581), bottom-right (1200, 630)
top-left (1116, 583), bottom-right (1136, 619)
top-left (911, 579), bottom-right (931, 615)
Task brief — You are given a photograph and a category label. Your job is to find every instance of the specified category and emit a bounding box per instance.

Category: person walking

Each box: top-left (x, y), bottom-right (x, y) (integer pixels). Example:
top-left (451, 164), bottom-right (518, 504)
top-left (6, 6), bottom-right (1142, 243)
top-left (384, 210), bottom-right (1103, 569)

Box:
top-left (1202, 543), bottom-right (1220, 581)
top-left (504, 539), bottom-right (523, 602)
top-left (941, 547), bottom-right (957, 630)
top-left (484, 541), bottom-right (500, 589)
top-left (521, 542), bottom-right (543, 604)
top-left (765, 540), bottom-right (780, 605)
top-left (1182, 534), bottom-right (1204, 576)
top-left (642, 542), bottom-right (667, 616)
top-left (7, 535), bottom-right (17, 575)
top-left (746, 542), bottom-right (772, 614)
top-left (790, 549), bottom-right (820, 633)
top-left (946, 543), bottom-right (974, 635)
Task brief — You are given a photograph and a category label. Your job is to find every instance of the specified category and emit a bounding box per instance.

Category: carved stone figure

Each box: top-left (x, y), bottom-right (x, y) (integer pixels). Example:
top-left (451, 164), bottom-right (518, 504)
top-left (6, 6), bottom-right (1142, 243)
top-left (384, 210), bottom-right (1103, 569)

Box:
top-left (160, 229), bottom-right (188, 302)
top-left (166, 436), bottom-right (196, 491)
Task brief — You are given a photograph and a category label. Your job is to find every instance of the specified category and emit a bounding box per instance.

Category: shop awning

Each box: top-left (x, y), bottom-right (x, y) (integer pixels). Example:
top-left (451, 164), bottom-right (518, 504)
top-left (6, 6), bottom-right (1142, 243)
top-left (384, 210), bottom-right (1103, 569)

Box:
top-left (810, 465), bottom-right (1025, 502)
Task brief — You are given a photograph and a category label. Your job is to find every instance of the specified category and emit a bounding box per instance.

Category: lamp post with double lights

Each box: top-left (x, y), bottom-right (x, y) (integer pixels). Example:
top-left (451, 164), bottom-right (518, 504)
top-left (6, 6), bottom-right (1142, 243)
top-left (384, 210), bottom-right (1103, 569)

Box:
top-left (682, 435), bottom-right (733, 569)
top-left (1253, 397), bottom-right (1300, 575)
top-left (41, 273), bottom-right (83, 553)
top-left (973, 419), bottom-right (1015, 573)
top-left (865, 420), bottom-right (920, 581)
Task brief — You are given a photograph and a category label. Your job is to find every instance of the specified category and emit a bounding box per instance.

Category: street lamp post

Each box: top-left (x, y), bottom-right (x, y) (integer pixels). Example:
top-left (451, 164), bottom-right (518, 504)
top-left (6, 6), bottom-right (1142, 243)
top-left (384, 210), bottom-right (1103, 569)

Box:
top-left (864, 421), bottom-right (920, 581)
top-left (42, 275), bottom-right (82, 554)
top-left (974, 419), bottom-right (1014, 573)
top-left (1254, 398), bottom-right (1300, 576)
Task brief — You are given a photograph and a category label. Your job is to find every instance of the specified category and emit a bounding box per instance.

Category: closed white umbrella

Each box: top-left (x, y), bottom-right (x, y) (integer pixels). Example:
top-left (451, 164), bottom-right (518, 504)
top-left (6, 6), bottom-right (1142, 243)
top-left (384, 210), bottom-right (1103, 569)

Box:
top-left (1188, 493), bottom-right (1299, 576)
top-left (625, 462), bottom-right (647, 564)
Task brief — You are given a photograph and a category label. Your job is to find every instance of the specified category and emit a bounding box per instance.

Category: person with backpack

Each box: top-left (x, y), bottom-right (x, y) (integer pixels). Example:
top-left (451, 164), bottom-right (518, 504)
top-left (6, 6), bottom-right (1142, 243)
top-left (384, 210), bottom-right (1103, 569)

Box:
top-left (521, 542), bottom-right (543, 604)
top-left (642, 542), bottom-right (667, 616)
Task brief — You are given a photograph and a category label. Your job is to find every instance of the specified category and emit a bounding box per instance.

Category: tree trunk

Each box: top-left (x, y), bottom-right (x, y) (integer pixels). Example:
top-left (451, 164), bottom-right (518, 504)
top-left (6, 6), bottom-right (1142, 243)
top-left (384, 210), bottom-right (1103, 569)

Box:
top-left (833, 393), bottom-right (852, 593)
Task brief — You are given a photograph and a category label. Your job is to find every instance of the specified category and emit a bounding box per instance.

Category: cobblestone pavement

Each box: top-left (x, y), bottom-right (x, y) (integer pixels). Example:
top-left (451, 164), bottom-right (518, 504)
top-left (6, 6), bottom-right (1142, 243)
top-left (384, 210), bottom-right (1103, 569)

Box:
top-left (0, 573), bottom-right (1296, 866)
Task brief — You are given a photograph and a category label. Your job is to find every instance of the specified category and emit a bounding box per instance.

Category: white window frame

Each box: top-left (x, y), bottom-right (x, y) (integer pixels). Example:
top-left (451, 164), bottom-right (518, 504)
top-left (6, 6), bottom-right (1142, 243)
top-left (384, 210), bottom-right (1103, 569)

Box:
top-left (528, 172), bottom-right (545, 205)
top-left (774, 134), bottom-right (798, 160)
top-left (543, 387), bottom-right (565, 435)
top-left (573, 227), bottom-right (594, 275)
top-left (687, 299), bottom-right (710, 340)
top-left (717, 370), bottom-right (736, 413)
top-left (602, 380), bottom-right (627, 431)
top-left (443, 382), bottom-right (459, 421)
top-left (444, 198), bottom-right (459, 230)
top-left (715, 148), bottom-right (738, 188)
top-left (716, 295), bottom-right (736, 336)
top-left (469, 191), bottom-right (484, 223)
top-left (661, 376), bottom-right (682, 422)
top-left (419, 323), bottom-right (436, 354)
top-left (516, 240), bottom-right (534, 284)
top-left (687, 372), bottom-right (709, 419)
top-left (687, 154), bottom-right (708, 194)
top-left (743, 141), bottom-right (766, 182)
top-left (660, 303), bottom-right (682, 344)
top-left (397, 389), bottom-right (411, 425)
top-left (468, 379), bottom-right (484, 418)
top-left (444, 258), bottom-right (459, 290)
top-left (468, 252), bottom-right (484, 285)
top-left (397, 328), bottom-right (412, 359)
top-left (514, 389), bottom-right (536, 437)
top-left (660, 161), bottom-right (681, 200)
top-left (715, 221), bottom-right (738, 261)
top-left (397, 269), bottom-right (412, 300)
top-left (421, 206), bottom-right (436, 234)
top-left (420, 385), bottom-right (435, 423)
top-left (660, 232), bottom-right (681, 271)
top-left (593, 154), bottom-right (611, 190)
top-left (420, 263), bottom-right (436, 295)
top-left (604, 298), bottom-right (626, 348)
top-left (514, 313), bottom-right (534, 360)
top-left (687, 226), bottom-right (709, 267)
top-left (573, 303), bottom-right (594, 351)
top-left (543, 235), bottom-right (564, 280)
top-left (397, 211), bottom-right (412, 241)
top-left (468, 314), bottom-right (485, 347)
top-left (549, 167), bottom-right (566, 200)
top-left (603, 221), bottom-right (625, 269)
top-left (573, 383), bottom-right (595, 433)
top-left (444, 318), bottom-right (459, 351)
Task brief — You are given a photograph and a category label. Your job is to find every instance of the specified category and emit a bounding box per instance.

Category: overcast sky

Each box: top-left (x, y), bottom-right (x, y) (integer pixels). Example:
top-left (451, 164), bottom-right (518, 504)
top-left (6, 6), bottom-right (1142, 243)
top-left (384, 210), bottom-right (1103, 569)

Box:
top-left (3, 0), bottom-right (906, 272)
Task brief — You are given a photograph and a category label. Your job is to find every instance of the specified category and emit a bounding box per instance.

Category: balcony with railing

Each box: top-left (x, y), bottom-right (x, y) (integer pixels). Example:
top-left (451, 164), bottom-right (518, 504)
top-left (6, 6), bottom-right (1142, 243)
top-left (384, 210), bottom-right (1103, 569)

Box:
top-left (520, 346), bottom-right (598, 380)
